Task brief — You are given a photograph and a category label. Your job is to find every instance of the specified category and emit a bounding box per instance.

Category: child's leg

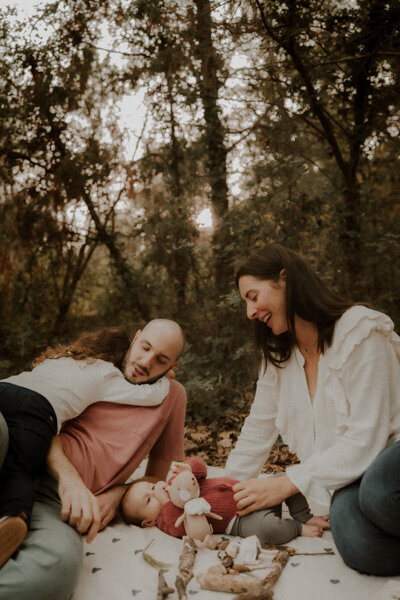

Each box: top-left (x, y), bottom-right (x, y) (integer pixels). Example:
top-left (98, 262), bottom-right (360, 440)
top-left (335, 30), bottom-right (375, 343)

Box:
top-left (0, 383), bottom-right (57, 522)
top-left (230, 507), bottom-right (302, 546)
top-left (286, 492), bottom-right (329, 530)
top-left (285, 492), bottom-right (313, 522)
top-left (0, 411), bottom-right (9, 470)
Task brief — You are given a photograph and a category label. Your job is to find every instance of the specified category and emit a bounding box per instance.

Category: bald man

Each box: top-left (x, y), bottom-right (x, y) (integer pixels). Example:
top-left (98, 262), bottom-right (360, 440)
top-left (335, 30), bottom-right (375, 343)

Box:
top-left (0, 320), bottom-right (186, 600)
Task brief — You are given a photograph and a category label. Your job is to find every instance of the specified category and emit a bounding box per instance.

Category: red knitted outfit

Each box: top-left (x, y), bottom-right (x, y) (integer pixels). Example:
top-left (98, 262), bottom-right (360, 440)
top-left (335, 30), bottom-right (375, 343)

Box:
top-left (156, 457), bottom-right (239, 538)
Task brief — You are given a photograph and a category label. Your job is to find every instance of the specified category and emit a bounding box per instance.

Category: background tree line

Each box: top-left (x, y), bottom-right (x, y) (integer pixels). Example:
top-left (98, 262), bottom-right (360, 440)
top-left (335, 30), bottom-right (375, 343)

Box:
top-left (0, 0), bottom-right (399, 425)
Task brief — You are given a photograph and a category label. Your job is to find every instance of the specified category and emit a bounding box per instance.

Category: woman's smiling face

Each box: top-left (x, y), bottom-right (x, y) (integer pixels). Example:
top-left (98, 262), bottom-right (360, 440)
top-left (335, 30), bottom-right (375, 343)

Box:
top-left (238, 274), bottom-right (288, 336)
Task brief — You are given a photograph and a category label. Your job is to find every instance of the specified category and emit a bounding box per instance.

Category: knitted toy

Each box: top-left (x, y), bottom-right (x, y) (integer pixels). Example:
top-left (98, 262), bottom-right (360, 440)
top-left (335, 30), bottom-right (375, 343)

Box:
top-left (167, 464), bottom-right (223, 548)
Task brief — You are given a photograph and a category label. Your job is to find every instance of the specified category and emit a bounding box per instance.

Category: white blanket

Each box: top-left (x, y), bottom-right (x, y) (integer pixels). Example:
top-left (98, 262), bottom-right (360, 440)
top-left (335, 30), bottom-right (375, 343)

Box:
top-left (72, 466), bottom-right (399, 600)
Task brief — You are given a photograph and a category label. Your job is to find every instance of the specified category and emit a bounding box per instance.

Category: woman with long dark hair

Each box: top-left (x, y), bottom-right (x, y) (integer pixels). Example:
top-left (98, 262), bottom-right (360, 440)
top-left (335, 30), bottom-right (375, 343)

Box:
top-left (225, 244), bottom-right (400, 576)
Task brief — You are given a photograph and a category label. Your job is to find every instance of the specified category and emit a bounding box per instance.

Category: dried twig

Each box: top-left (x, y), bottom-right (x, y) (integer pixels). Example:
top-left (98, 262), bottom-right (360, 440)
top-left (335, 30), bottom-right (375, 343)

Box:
top-left (261, 549), bottom-right (291, 588)
top-left (295, 551), bottom-right (335, 556)
top-left (233, 549), bottom-right (291, 600)
top-left (175, 537), bottom-right (197, 600)
top-left (157, 570), bottom-right (174, 600)
top-left (196, 568), bottom-right (266, 595)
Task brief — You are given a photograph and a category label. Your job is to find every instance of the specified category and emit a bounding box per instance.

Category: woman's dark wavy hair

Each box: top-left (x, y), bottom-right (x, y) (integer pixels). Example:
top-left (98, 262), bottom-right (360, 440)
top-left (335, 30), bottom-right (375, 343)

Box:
top-left (235, 244), bottom-right (355, 370)
top-left (33, 327), bottom-right (131, 371)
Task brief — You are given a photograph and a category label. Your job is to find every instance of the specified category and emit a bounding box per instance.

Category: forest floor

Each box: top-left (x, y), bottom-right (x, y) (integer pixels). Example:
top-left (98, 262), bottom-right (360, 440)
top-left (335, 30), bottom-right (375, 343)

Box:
top-left (184, 420), bottom-right (298, 473)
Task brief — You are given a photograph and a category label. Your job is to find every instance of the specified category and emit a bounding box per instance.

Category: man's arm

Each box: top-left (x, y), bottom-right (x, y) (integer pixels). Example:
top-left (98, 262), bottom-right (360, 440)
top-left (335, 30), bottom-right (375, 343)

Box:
top-left (46, 436), bottom-right (101, 541)
top-left (144, 455), bottom-right (171, 481)
top-left (92, 456), bottom-right (172, 540)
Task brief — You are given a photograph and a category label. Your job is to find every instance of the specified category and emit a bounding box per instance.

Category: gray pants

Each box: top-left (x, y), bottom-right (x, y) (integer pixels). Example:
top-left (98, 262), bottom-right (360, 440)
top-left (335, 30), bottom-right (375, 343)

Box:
top-left (230, 491), bottom-right (313, 546)
top-left (0, 474), bottom-right (83, 600)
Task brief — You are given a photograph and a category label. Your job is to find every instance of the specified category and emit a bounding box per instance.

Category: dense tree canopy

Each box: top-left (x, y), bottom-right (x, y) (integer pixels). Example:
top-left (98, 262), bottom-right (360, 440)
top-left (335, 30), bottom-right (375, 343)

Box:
top-left (0, 0), bottom-right (399, 422)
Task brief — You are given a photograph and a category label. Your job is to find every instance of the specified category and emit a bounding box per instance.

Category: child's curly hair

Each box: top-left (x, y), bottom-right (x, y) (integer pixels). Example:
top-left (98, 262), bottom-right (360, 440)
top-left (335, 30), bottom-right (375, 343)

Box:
top-left (33, 327), bottom-right (131, 371)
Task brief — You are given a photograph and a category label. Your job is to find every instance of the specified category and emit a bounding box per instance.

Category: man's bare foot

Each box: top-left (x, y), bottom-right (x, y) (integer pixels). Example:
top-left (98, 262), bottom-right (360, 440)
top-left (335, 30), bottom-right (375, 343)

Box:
top-left (301, 523), bottom-right (323, 537)
top-left (306, 515), bottom-right (330, 529)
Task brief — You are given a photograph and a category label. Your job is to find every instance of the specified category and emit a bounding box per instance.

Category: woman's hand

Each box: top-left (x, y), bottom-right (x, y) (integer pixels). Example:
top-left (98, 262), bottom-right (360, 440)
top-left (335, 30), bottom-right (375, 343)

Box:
top-left (232, 475), bottom-right (298, 516)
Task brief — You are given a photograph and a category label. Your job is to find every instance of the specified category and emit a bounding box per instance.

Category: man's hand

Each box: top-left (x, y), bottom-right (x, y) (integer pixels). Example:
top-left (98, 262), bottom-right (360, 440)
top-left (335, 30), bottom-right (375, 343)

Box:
top-left (92, 485), bottom-right (128, 542)
top-left (232, 474), bottom-right (298, 516)
top-left (47, 436), bottom-right (101, 541)
top-left (59, 475), bottom-right (101, 541)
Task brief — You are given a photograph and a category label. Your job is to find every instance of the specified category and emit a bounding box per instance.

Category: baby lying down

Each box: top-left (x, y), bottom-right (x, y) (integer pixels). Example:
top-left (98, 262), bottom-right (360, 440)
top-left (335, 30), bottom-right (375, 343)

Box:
top-left (121, 457), bottom-right (329, 546)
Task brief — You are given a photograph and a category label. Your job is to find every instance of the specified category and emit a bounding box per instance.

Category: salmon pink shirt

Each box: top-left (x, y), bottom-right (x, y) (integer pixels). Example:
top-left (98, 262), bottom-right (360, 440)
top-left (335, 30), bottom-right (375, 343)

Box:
top-left (60, 379), bottom-right (186, 495)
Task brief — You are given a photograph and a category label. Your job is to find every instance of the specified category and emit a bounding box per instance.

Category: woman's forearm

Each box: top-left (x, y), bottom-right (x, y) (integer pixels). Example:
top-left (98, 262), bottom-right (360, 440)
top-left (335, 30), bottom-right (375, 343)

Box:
top-left (233, 474), bottom-right (299, 516)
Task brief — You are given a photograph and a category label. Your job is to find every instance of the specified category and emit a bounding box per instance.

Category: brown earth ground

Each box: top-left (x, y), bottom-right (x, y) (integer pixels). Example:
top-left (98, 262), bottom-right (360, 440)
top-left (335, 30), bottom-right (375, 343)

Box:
top-left (184, 422), bottom-right (298, 473)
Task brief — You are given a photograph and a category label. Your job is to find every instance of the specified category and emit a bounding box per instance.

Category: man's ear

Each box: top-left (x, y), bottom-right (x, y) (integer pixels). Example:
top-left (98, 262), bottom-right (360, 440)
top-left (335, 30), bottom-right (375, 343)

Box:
top-left (166, 362), bottom-right (178, 380)
top-left (279, 269), bottom-right (286, 280)
top-left (141, 518), bottom-right (156, 528)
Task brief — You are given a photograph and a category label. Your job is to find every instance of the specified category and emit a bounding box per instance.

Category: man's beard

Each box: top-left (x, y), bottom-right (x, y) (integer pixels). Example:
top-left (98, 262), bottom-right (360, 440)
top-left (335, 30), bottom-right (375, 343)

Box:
top-left (123, 363), bottom-right (172, 385)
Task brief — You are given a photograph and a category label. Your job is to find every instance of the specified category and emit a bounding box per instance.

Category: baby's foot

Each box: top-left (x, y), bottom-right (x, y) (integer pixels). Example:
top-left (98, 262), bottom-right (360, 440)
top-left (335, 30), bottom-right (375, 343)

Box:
top-left (306, 515), bottom-right (330, 529)
top-left (301, 523), bottom-right (323, 538)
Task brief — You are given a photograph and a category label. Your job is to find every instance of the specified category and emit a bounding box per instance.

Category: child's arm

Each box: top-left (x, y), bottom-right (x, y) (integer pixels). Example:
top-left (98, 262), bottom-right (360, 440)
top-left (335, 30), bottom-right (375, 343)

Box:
top-left (169, 457), bottom-right (207, 481)
top-left (101, 367), bottom-right (170, 407)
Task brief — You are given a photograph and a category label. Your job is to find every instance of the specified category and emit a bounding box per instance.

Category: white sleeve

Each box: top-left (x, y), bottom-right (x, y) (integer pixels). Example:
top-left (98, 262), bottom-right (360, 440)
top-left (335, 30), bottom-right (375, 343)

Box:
top-left (286, 331), bottom-right (394, 507)
top-left (225, 365), bottom-right (279, 480)
top-left (100, 371), bottom-right (170, 407)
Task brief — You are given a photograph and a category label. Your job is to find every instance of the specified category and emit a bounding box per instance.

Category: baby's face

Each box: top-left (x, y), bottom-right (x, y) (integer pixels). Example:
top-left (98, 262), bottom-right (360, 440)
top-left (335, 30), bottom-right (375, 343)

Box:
top-left (123, 480), bottom-right (169, 526)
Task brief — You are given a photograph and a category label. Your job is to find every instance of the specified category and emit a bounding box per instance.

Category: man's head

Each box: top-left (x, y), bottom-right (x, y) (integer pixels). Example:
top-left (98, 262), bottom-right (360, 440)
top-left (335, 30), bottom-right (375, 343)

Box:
top-left (123, 319), bottom-right (184, 384)
top-left (121, 480), bottom-right (169, 527)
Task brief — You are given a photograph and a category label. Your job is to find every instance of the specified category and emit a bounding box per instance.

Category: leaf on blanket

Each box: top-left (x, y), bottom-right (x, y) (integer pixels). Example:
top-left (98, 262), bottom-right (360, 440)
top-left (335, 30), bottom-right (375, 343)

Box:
top-left (92, 568), bottom-right (102, 574)
top-left (134, 549), bottom-right (142, 554)
top-left (142, 539), bottom-right (171, 570)
top-left (330, 579), bottom-right (340, 584)
top-left (131, 590), bottom-right (142, 596)
top-left (85, 552), bottom-right (95, 556)
top-left (112, 538), bottom-right (121, 543)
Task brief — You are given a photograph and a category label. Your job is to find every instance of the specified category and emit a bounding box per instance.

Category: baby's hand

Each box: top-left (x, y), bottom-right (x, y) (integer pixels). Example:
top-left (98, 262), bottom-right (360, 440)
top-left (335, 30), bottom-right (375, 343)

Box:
top-left (171, 462), bottom-right (192, 476)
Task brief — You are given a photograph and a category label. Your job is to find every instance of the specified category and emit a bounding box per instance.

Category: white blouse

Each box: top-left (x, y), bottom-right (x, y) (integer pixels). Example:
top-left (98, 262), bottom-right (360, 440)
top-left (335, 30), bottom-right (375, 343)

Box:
top-left (225, 306), bottom-right (400, 508)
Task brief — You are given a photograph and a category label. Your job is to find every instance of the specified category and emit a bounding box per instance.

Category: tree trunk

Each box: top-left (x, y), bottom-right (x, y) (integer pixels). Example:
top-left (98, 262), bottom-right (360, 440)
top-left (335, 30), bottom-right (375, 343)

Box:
top-left (193, 0), bottom-right (233, 299)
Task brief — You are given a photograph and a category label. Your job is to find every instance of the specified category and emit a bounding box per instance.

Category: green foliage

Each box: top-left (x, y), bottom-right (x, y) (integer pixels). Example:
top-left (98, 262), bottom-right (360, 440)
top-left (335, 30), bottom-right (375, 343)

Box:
top-left (0, 0), bottom-right (399, 424)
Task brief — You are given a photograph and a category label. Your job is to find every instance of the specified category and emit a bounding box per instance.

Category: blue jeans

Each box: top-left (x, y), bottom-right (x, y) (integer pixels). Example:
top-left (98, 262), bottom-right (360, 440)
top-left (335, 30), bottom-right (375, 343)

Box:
top-left (330, 441), bottom-right (400, 576)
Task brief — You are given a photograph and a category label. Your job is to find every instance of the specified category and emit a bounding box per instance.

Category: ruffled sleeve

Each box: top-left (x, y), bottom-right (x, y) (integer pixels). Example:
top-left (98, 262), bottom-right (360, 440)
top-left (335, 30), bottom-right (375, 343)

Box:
top-left (225, 363), bottom-right (280, 480)
top-left (286, 306), bottom-right (400, 508)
